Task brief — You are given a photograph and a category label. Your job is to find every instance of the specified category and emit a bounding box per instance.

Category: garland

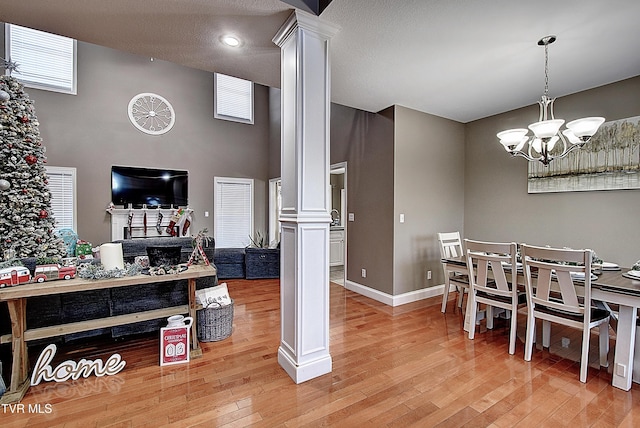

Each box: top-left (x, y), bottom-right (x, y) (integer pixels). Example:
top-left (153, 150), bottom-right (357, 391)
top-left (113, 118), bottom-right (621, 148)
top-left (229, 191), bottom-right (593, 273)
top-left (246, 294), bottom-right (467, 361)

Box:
top-left (77, 262), bottom-right (142, 280)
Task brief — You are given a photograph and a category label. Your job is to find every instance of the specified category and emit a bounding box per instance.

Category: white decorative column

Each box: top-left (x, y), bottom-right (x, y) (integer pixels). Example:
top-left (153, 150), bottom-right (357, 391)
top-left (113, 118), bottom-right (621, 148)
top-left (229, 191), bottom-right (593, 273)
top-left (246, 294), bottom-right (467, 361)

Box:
top-left (273, 11), bottom-right (339, 383)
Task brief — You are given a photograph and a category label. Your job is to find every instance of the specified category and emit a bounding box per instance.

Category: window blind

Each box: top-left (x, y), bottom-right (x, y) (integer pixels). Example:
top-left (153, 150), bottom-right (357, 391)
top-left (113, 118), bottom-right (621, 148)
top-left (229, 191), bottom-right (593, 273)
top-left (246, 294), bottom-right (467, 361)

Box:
top-left (214, 178), bottom-right (253, 248)
top-left (6, 24), bottom-right (77, 94)
top-left (214, 73), bottom-right (254, 124)
top-left (46, 167), bottom-right (76, 232)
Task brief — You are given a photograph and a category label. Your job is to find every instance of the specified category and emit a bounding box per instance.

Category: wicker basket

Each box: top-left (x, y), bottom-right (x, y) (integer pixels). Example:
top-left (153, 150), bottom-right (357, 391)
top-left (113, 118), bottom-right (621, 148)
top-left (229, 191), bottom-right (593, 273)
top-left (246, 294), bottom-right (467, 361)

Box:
top-left (197, 299), bottom-right (234, 342)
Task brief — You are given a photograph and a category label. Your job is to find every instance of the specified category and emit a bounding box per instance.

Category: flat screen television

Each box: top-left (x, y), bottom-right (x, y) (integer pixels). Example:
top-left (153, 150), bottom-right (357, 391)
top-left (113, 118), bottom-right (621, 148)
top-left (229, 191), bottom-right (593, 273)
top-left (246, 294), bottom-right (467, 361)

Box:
top-left (111, 166), bottom-right (188, 208)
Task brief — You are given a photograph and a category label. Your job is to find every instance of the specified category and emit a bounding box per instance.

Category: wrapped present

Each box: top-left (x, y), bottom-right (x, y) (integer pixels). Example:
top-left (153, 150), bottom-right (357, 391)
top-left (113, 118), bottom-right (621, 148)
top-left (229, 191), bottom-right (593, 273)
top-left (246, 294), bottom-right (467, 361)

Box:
top-left (76, 240), bottom-right (93, 258)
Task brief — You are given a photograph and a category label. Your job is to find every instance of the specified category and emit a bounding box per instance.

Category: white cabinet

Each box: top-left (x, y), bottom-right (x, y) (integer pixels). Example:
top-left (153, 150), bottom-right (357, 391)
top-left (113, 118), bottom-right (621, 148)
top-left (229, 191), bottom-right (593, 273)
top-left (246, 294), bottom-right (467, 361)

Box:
top-left (330, 229), bottom-right (345, 266)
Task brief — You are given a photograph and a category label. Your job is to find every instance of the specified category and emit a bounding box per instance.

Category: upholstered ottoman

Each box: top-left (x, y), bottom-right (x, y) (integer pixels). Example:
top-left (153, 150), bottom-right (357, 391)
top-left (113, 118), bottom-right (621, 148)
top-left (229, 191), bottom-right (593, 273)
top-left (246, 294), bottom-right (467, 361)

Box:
top-left (214, 248), bottom-right (246, 279)
top-left (245, 248), bottom-right (280, 279)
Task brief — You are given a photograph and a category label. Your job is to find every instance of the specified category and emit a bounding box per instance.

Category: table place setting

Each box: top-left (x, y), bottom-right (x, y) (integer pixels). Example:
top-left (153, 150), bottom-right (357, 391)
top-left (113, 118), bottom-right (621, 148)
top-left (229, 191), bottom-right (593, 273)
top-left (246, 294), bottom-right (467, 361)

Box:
top-left (569, 271), bottom-right (599, 281)
top-left (622, 261), bottom-right (640, 281)
top-left (601, 261), bottom-right (621, 271)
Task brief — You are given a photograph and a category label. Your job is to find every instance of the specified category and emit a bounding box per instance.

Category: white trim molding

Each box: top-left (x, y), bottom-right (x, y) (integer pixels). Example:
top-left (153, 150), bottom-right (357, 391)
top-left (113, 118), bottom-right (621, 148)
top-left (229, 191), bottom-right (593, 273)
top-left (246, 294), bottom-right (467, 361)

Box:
top-left (345, 280), bottom-right (448, 307)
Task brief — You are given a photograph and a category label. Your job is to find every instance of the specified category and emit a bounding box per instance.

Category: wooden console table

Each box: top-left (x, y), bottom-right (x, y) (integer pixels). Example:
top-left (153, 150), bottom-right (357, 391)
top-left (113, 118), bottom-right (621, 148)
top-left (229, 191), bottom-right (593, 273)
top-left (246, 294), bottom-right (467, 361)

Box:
top-left (0, 264), bottom-right (217, 404)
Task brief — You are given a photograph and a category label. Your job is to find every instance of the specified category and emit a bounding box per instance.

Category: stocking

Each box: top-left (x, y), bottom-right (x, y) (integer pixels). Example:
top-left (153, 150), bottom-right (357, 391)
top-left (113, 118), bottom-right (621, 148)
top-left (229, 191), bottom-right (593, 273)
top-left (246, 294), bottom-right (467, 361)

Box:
top-left (156, 212), bottom-right (164, 234)
top-left (182, 215), bottom-right (191, 236)
top-left (128, 211), bottom-right (134, 237)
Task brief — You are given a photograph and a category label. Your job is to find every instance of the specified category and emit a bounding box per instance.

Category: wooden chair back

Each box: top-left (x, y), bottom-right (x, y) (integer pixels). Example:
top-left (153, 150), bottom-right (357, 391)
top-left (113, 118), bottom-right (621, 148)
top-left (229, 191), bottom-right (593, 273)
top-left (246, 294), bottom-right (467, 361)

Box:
top-left (465, 239), bottom-right (518, 300)
top-left (520, 244), bottom-right (592, 318)
top-left (438, 232), bottom-right (464, 259)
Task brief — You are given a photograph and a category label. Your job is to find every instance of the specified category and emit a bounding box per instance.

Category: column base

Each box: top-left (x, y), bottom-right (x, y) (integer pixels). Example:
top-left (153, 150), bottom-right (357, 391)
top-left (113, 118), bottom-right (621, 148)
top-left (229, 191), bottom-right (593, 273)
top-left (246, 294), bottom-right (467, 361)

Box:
top-left (278, 346), bottom-right (332, 384)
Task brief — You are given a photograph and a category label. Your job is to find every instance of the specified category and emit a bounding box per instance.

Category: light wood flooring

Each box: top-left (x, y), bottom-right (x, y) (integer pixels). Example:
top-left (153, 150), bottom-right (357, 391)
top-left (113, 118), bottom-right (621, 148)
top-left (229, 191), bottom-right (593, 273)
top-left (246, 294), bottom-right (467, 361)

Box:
top-left (3, 280), bottom-right (640, 427)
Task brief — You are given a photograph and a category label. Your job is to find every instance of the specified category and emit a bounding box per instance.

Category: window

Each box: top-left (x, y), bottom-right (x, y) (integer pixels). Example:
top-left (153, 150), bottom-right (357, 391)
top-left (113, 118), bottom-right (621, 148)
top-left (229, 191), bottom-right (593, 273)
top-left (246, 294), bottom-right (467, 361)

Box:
top-left (214, 73), bottom-right (254, 124)
top-left (5, 24), bottom-right (77, 94)
top-left (214, 177), bottom-right (253, 248)
top-left (46, 166), bottom-right (77, 232)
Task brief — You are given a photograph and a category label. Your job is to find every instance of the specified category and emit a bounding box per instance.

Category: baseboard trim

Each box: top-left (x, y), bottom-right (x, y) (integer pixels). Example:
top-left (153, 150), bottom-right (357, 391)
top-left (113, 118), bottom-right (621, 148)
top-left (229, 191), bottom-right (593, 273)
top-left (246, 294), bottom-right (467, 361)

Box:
top-left (344, 280), bottom-right (448, 307)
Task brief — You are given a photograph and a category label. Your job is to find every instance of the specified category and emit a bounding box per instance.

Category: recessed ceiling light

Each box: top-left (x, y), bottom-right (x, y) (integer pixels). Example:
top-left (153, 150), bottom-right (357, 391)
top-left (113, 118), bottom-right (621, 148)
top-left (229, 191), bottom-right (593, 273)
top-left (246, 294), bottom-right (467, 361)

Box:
top-left (222, 36), bottom-right (240, 47)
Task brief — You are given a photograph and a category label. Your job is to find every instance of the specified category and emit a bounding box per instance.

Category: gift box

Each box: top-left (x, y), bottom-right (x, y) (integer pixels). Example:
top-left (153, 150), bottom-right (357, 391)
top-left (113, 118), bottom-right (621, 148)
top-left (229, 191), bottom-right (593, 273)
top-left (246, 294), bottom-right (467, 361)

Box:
top-left (76, 240), bottom-right (93, 258)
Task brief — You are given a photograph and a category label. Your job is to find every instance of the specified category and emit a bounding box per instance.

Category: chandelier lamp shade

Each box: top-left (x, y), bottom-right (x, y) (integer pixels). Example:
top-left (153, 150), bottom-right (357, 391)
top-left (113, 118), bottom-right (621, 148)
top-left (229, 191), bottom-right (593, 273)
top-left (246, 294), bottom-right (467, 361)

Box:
top-left (497, 36), bottom-right (605, 166)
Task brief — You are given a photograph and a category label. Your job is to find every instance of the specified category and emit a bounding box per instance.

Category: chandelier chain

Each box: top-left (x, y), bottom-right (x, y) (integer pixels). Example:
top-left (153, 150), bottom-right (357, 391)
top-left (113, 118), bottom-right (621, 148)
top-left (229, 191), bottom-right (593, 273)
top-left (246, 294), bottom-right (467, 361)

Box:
top-left (544, 42), bottom-right (549, 97)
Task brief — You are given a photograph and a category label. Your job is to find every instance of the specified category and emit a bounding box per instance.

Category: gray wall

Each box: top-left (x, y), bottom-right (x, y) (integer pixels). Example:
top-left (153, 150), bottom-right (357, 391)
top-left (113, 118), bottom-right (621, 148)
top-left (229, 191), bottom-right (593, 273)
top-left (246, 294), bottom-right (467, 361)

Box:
top-left (19, 41), bottom-right (271, 246)
top-left (270, 100), bottom-right (396, 294)
top-left (394, 105), bottom-right (465, 293)
top-left (332, 105), bottom-right (395, 294)
top-left (465, 76), bottom-right (640, 267)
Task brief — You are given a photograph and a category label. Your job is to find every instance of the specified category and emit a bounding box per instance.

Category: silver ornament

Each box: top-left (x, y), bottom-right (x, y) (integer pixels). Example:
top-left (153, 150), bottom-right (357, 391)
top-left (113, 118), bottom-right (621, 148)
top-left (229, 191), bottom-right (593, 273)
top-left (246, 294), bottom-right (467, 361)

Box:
top-left (0, 179), bottom-right (10, 190)
top-left (0, 90), bottom-right (9, 101)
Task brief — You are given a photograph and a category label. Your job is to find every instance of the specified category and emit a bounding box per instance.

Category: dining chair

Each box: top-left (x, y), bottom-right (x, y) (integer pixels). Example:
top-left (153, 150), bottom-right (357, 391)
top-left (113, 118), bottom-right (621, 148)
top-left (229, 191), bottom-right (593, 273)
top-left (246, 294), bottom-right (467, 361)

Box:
top-left (438, 232), bottom-right (469, 313)
top-left (465, 239), bottom-right (525, 355)
top-left (521, 244), bottom-right (610, 383)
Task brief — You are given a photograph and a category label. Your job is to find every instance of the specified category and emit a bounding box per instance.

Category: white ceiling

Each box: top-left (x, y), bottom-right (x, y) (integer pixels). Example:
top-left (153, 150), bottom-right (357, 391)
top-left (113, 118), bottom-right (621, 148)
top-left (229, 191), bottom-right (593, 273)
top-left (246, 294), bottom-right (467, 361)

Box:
top-left (2, 0), bottom-right (639, 123)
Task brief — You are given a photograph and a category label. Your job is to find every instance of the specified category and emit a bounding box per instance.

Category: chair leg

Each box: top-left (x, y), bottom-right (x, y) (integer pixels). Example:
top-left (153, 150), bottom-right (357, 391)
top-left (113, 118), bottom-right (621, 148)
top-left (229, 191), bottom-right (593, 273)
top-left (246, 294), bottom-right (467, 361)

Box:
top-left (486, 305), bottom-right (494, 330)
top-left (580, 327), bottom-right (591, 383)
top-left (441, 276), bottom-right (451, 313)
top-left (599, 322), bottom-right (610, 368)
top-left (542, 320), bottom-right (551, 349)
top-left (457, 285), bottom-right (465, 308)
top-left (508, 308), bottom-right (517, 355)
top-left (468, 292), bottom-right (477, 340)
top-left (524, 313), bottom-right (535, 361)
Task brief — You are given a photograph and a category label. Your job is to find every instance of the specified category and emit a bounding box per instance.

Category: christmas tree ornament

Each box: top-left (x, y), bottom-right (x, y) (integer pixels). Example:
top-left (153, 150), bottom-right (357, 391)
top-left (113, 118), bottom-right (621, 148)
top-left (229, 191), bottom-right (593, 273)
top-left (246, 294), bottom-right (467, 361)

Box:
top-left (0, 89), bottom-right (9, 101)
top-left (25, 154), bottom-right (38, 165)
top-left (0, 179), bottom-right (10, 191)
top-left (39, 209), bottom-right (49, 219)
top-left (20, 116), bottom-right (29, 123)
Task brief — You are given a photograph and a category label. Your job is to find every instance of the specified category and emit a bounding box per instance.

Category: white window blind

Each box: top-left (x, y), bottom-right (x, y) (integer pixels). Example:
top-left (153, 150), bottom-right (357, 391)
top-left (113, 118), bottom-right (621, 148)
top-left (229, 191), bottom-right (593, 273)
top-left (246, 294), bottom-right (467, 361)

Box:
top-left (214, 177), bottom-right (253, 248)
top-left (46, 166), bottom-right (77, 232)
top-left (6, 24), bottom-right (77, 94)
top-left (214, 73), bottom-right (254, 124)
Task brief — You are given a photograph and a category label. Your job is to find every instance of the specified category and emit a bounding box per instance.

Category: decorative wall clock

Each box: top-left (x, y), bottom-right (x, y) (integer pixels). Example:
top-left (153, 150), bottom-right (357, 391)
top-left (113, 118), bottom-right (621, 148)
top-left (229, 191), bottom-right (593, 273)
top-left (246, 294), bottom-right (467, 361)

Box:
top-left (127, 93), bottom-right (175, 135)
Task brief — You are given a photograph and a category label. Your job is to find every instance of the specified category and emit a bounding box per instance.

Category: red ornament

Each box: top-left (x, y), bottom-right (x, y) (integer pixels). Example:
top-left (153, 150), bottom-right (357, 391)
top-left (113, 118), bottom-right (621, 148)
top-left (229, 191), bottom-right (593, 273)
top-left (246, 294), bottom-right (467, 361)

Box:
top-left (39, 209), bottom-right (48, 219)
top-left (8, 143), bottom-right (12, 149)
top-left (25, 154), bottom-right (37, 165)
top-left (21, 116), bottom-right (29, 123)
top-left (22, 189), bottom-right (28, 194)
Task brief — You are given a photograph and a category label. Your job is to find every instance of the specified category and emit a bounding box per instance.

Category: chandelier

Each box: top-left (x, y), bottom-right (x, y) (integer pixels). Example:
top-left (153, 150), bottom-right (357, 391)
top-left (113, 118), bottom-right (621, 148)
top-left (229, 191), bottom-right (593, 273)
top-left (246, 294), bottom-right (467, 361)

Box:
top-left (497, 36), bottom-right (605, 166)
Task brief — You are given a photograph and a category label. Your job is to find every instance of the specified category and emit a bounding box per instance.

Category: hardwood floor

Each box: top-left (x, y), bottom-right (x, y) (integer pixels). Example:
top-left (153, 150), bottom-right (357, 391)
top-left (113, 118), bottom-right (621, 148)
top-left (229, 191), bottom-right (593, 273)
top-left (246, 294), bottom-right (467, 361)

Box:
top-left (3, 280), bottom-right (640, 427)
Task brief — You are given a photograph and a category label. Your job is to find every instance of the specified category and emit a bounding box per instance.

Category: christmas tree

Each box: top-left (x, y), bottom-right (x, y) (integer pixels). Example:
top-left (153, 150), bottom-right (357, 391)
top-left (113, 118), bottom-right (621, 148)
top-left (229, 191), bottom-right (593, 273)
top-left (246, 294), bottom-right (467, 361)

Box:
top-left (0, 61), bottom-right (65, 260)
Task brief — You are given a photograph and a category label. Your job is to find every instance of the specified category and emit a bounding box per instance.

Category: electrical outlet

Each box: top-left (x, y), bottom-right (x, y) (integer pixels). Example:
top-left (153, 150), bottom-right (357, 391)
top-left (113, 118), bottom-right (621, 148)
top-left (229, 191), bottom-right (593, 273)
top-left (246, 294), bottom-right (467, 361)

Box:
top-left (427, 270), bottom-right (432, 280)
top-left (361, 268), bottom-right (367, 278)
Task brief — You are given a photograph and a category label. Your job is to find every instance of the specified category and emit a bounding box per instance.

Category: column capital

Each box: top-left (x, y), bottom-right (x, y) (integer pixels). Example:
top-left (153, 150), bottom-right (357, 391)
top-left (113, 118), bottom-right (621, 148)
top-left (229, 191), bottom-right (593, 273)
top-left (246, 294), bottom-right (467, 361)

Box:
top-left (273, 9), bottom-right (340, 47)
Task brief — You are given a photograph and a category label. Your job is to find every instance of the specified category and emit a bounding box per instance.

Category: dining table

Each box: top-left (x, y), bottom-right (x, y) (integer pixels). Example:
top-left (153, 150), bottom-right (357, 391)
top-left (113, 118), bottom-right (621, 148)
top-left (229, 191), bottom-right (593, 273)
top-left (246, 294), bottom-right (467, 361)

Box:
top-left (442, 256), bottom-right (640, 391)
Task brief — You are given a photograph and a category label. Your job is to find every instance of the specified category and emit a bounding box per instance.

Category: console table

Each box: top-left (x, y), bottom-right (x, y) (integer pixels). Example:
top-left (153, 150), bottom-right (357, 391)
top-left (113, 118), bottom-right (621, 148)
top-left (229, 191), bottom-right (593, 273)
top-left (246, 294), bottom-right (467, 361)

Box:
top-left (0, 264), bottom-right (217, 404)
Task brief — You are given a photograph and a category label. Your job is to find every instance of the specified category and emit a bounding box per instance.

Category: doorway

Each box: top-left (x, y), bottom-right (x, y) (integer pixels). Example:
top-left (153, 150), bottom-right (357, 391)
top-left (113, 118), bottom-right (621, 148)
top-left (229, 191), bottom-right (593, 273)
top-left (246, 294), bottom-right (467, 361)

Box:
top-left (269, 163), bottom-right (347, 286)
top-left (330, 162), bottom-right (347, 286)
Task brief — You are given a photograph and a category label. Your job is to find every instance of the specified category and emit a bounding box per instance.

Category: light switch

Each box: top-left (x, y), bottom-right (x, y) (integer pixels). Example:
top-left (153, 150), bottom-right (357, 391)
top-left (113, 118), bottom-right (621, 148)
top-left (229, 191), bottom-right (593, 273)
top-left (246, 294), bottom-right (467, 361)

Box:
top-left (348, 213), bottom-right (355, 222)
top-left (204, 211), bottom-right (209, 217)
top-left (400, 214), bottom-right (405, 223)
